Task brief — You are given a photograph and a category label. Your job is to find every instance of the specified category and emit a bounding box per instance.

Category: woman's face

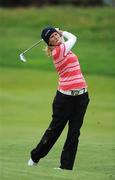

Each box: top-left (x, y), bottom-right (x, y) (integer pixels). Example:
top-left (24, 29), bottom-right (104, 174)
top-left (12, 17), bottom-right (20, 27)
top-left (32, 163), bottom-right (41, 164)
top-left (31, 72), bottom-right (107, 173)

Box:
top-left (49, 32), bottom-right (62, 46)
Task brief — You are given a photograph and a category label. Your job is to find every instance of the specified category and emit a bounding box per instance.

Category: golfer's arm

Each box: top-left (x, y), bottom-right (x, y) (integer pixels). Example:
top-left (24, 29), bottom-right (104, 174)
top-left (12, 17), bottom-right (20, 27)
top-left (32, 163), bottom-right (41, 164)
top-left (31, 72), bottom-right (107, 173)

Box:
top-left (62, 31), bottom-right (77, 55)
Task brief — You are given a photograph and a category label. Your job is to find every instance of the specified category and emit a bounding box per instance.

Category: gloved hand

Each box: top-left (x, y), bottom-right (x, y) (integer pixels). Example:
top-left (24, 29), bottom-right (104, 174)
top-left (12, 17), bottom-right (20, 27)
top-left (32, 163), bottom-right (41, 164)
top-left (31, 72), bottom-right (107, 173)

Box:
top-left (55, 28), bottom-right (65, 43)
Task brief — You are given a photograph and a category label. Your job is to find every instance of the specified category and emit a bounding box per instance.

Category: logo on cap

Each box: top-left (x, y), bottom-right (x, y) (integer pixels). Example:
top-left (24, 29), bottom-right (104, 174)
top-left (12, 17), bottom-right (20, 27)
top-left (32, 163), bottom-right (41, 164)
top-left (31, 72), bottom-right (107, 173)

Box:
top-left (45, 30), bottom-right (51, 36)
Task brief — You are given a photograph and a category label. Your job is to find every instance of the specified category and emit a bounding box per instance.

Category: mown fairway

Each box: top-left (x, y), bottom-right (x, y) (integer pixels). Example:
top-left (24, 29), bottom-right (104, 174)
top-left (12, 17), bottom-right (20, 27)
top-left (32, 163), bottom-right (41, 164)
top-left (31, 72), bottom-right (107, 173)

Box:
top-left (0, 6), bottom-right (115, 180)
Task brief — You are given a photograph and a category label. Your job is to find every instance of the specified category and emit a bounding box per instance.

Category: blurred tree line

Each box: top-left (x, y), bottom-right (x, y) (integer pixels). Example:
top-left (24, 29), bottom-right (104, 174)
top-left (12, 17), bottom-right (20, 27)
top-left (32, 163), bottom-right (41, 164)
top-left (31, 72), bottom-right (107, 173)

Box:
top-left (0, 0), bottom-right (104, 7)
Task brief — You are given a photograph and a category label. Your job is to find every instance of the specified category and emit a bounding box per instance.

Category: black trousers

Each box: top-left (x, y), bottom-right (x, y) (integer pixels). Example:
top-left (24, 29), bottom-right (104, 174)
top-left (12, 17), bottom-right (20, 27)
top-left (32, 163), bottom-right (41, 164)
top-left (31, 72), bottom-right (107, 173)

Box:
top-left (31, 91), bottom-right (89, 170)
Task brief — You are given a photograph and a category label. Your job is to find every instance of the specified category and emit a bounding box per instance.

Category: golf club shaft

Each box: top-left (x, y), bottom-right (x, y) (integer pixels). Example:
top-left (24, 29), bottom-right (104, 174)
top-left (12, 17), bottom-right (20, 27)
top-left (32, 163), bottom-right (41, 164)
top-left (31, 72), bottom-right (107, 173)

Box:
top-left (23, 39), bottom-right (43, 54)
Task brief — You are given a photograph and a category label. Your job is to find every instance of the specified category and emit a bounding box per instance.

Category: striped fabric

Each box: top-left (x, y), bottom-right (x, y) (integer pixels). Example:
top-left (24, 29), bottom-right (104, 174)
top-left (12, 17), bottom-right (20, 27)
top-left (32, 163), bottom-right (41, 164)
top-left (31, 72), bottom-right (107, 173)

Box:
top-left (52, 43), bottom-right (87, 91)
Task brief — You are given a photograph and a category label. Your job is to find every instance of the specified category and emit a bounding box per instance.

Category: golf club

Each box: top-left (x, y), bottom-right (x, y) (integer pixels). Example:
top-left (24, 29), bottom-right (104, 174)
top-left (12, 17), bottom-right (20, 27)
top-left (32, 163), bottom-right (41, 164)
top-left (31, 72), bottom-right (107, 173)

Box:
top-left (19, 39), bottom-right (43, 62)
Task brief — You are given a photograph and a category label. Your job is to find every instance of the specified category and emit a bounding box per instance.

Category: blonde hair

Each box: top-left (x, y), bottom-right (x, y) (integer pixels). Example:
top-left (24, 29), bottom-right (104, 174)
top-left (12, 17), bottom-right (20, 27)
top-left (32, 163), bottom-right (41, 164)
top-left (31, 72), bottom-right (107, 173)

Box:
top-left (44, 46), bottom-right (53, 57)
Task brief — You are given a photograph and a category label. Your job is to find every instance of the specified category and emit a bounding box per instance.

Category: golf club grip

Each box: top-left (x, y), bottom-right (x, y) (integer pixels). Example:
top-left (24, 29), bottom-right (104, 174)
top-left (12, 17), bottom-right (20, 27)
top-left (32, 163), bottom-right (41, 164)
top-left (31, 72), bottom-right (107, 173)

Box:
top-left (23, 39), bottom-right (43, 54)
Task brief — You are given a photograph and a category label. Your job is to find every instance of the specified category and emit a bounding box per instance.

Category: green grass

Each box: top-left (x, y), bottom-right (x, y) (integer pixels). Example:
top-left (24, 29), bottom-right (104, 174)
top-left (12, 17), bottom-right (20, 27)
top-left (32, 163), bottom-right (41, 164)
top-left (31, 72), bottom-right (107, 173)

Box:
top-left (0, 6), bottom-right (115, 180)
top-left (0, 68), bottom-right (115, 180)
top-left (0, 6), bottom-right (115, 75)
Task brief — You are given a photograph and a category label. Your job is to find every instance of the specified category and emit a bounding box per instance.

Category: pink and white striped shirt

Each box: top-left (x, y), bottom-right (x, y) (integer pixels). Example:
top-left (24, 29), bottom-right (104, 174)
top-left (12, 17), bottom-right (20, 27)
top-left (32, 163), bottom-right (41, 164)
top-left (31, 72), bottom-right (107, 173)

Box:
top-left (52, 31), bottom-right (87, 91)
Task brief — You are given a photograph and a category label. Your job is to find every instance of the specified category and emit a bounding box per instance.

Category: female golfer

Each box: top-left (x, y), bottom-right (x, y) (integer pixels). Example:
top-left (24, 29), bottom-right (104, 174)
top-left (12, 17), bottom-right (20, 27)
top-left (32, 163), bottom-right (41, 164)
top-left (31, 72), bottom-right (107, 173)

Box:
top-left (28, 27), bottom-right (90, 170)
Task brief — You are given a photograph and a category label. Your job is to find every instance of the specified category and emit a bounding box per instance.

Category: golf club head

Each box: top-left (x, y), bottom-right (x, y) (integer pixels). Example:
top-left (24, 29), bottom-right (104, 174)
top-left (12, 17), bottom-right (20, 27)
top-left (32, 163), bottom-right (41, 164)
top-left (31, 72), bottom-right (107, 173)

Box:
top-left (19, 53), bottom-right (26, 62)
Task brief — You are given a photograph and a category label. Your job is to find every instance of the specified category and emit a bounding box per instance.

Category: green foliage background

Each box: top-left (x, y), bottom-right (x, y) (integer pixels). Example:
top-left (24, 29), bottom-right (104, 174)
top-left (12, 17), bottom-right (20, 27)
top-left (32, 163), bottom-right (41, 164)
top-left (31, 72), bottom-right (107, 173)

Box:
top-left (0, 7), bottom-right (115, 76)
top-left (0, 6), bottom-right (115, 180)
